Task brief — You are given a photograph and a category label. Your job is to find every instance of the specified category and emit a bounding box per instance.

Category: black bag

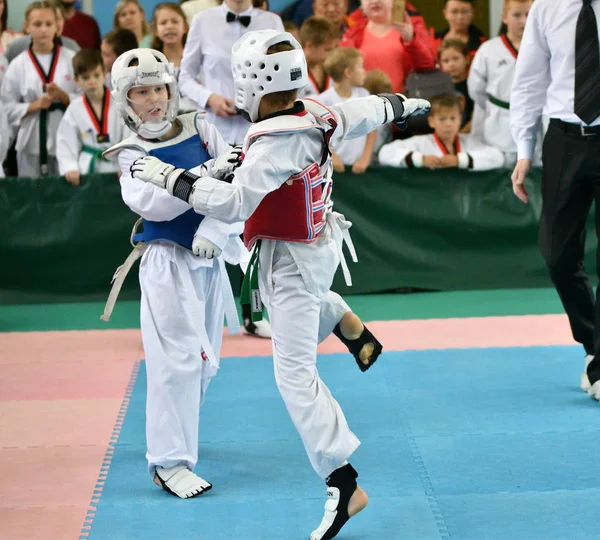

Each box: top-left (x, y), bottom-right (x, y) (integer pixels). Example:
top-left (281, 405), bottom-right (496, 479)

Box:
top-left (403, 70), bottom-right (455, 134)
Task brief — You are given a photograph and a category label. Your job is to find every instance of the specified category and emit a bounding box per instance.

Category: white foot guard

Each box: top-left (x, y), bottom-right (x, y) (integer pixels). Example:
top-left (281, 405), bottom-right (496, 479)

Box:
top-left (154, 465), bottom-right (212, 499)
top-left (310, 464), bottom-right (366, 540)
top-left (243, 318), bottom-right (272, 339)
top-left (581, 354), bottom-right (594, 392)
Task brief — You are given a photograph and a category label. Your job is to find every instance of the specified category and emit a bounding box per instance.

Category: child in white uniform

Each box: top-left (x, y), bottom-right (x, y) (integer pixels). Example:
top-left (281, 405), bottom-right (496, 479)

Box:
top-left (102, 48), bottom-right (247, 499)
top-left (467, 0), bottom-right (535, 167)
top-left (379, 93), bottom-right (505, 171)
top-left (57, 49), bottom-right (128, 186)
top-left (130, 30), bottom-right (430, 538)
top-left (1, 1), bottom-right (78, 177)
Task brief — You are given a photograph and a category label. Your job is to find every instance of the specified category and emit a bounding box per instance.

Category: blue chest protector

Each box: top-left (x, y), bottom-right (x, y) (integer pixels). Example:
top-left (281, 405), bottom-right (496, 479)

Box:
top-left (133, 134), bottom-right (211, 250)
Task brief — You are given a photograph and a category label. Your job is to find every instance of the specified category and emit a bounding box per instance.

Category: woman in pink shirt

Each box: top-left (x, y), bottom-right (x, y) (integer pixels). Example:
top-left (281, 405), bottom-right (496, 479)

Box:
top-left (339, 0), bottom-right (435, 93)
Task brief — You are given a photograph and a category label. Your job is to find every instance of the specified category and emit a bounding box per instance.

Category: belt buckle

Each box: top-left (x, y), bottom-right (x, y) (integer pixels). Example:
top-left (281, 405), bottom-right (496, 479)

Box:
top-left (580, 124), bottom-right (596, 137)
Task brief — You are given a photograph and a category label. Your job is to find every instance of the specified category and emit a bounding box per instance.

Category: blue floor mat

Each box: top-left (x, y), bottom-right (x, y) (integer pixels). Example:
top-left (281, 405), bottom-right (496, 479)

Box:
top-left (86, 346), bottom-right (600, 540)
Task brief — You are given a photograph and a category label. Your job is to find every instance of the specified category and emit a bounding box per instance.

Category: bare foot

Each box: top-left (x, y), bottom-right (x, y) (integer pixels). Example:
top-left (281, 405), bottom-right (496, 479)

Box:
top-left (348, 484), bottom-right (369, 518)
top-left (339, 312), bottom-right (363, 340)
top-left (339, 312), bottom-right (373, 367)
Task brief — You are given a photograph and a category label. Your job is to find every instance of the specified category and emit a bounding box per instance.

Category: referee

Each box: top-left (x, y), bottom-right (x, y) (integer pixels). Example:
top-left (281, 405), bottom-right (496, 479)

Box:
top-left (510, 0), bottom-right (600, 399)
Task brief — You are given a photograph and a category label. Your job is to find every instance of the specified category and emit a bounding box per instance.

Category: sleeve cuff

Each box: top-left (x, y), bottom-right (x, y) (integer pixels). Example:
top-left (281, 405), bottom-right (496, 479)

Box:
top-left (517, 140), bottom-right (535, 161)
top-left (195, 221), bottom-right (229, 250)
top-left (411, 152), bottom-right (424, 168)
top-left (179, 78), bottom-right (212, 109)
top-left (190, 176), bottom-right (222, 215)
top-left (457, 152), bottom-right (470, 169)
top-left (59, 160), bottom-right (79, 175)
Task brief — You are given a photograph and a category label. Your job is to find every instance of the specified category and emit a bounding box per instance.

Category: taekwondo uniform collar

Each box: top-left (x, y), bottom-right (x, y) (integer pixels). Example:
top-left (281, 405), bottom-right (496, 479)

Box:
top-left (260, 101), bottom-right (306, 121)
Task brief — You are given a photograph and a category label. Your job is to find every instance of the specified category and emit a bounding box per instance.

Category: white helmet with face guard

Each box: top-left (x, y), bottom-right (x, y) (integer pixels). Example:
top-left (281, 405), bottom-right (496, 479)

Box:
top-left (231, 30), bottom-right (308, 122)
top-left (111, 48), bottom-right (179, 139)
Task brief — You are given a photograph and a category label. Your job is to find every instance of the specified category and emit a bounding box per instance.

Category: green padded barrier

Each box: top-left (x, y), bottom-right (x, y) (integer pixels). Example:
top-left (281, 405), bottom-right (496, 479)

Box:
top-left (0, 167), bottom-right (595, 304)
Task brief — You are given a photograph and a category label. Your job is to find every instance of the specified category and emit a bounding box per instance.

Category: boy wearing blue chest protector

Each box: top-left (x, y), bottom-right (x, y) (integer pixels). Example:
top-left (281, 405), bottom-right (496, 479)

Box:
top-left (102, 48), bottom-right (247, 498)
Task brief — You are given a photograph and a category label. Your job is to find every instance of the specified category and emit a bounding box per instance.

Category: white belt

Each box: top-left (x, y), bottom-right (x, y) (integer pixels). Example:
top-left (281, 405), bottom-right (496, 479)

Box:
top-left (101, 221), bottom-right (242, 356)
top-left (101, 218), bottom-right (146, 322)
top-left (326, 209), bottom-right (358, 286)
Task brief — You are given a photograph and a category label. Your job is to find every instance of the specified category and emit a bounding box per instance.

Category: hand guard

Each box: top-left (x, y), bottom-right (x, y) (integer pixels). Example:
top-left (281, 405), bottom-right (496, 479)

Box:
top-left (378, 93), bottom-right (431, 129)
top-left (131, 155), bottom-right (200, 203)
top-left (211, 145), bottom-right (243, 180)
top-left (192, 235), bottom-right (222, 259)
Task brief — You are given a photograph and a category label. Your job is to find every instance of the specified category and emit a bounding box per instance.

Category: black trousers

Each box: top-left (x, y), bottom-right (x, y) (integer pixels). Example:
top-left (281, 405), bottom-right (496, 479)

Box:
top-left (539, 120), bottom-right (600, 381)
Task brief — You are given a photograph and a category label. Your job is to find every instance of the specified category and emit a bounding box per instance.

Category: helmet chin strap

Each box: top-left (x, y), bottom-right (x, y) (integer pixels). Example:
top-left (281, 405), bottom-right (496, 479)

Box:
top-left (238, 107), bottom-right (252, 123)
top-left (125, 104), bottom-right (172, 139)
top-left (137, 120), bottom-right (172, 139)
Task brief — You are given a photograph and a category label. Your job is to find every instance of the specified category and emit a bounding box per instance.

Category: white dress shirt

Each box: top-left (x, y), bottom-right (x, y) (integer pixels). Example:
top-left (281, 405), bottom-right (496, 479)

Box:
top-left (178, 3), bottom-right (284, 145)
top-left (510, 0), bottom-right (600, 160)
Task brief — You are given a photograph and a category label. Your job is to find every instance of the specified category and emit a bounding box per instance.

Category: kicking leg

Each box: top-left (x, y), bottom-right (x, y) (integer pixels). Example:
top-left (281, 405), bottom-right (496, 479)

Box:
top-left (318, 291), bottom-right (383, 372)
top-left (334, 312), bottom-right (382, 372)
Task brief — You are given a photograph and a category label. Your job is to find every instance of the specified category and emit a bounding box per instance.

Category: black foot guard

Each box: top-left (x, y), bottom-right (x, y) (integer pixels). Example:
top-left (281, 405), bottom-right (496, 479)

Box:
top-left (309, 464), bottom-right (359, 540)
top-left (333, 323), bottom-right (383, 372)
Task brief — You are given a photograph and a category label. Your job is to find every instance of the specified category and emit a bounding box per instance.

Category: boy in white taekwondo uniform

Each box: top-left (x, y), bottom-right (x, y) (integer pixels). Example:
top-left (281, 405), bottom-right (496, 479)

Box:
top-left (467, 0), bottom-right (540, 168)
top-left (130, 30), bottom-right (430, 538)
top-left (57, 49), bottom-right (128, 185)
top-left (102, 49), bottom-right (247, 499)
top-left (379, 93), bottom-right (505, 171)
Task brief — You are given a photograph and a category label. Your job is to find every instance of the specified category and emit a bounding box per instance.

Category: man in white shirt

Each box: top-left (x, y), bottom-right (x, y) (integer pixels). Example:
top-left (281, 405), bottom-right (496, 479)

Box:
top-left (179, 0), bottom-right (284, 338)
top-left (510, 0), bottom-right (600, 400)
top-left (179, 0), bottom-right (284, 147)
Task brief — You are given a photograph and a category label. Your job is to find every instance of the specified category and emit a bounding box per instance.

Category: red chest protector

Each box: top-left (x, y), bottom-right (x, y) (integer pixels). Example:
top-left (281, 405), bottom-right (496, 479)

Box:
top-left (242, 99), bottom-right (337, 250)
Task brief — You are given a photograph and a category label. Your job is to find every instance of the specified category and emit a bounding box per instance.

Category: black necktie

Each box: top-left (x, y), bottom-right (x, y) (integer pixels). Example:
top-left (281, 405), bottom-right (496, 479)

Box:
top-left (575, 0), bottom-right (600, 124)
top-left (226, 11), bottom-right (251, 27)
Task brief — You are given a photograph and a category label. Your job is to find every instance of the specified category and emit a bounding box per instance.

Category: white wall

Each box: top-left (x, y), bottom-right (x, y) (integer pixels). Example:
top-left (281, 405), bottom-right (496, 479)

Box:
top-left (8, 0), bottom-right (26, 32)
top-left (7, 0), bottom-right (95, 33)
top-left (489, 0), bottom-right (504, 37)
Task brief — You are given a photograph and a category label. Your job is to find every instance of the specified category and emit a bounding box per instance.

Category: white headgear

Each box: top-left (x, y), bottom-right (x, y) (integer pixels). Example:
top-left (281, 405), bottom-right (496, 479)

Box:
top-left (111, 48), bottom-right (179, 139)
top-left (231, 30), bottom-right (308, 122)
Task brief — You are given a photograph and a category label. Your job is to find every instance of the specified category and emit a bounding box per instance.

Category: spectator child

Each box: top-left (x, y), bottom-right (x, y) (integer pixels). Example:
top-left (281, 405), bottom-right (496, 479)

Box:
top-left (151, 3), bottom-right (196, 113)
top-left (378, 93), bottom-right (504, 170)
top-left (56, 49), bottom-right (128, 185)
top-left (364, 68), bottom-right (393, 160)
top-left (297, 16), bottom-right (338, 97)
top-left (319, 47), bottom-right (376, 174)
top-left (101, 28), bottom-right (139, 90)
top-left (432, 0), bottom-right (486, 59)
top-left (467, 0), bottom-right (534, 167)
top-left (438, 39), bottom-right (473, 131)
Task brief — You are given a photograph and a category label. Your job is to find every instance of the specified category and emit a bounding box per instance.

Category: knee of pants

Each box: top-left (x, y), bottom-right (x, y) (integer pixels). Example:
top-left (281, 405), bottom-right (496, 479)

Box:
top-left (148, 356), bottom-right (203, 389)
top-left (274, 359), bottom-right (318, 392)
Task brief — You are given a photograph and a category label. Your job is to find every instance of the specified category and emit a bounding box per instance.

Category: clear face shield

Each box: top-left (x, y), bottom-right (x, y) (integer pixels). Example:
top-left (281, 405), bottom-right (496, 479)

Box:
top-left (124, 72), bottom-right (179, 138)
